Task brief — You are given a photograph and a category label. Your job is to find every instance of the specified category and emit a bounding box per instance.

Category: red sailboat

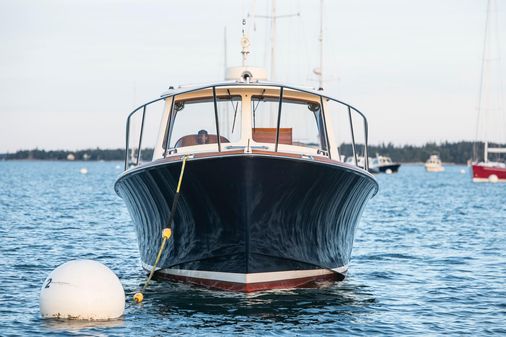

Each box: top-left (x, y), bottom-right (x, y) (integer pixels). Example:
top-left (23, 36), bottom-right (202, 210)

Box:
top-left (472, 144), bottom-right (506, 182)
top-left (472, 0), bottom-right (506, 183)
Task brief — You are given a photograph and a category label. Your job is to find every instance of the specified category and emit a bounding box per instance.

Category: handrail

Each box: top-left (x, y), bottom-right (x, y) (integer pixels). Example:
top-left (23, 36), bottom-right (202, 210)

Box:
top-left (136, 106), bottom-right (146, 165)
top-left (346, 104), bottom-right (370, 171)
top-left (274, 87), bottom-right (284, 152)
top-left (124, 96), bottom-right (166, 170)
top-left (163, 96), bottom-right (176, 158)
top-left (348, 106), bottom-right (358, 168)
top-left (319, 95), bottom-right (331, 159)
top-left (123, 83), bottom-right (371, 172)
top-left (212, 86), bottom-right (222, 152)
top-left (363, 113), bottom-right (370, 171)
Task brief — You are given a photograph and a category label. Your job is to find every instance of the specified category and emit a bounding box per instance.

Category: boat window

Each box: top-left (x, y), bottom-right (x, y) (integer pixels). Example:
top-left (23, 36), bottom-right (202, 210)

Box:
top-left (218, 96), bottom-right (242, 143)
top-left (251, 96), bottom-right (325, 150)
top-left (326, 99), bottom-right (368, 164)
top-left (167, 96), bottom-right (240, 149)
top-left (251, 96), bottom-right (281, 144)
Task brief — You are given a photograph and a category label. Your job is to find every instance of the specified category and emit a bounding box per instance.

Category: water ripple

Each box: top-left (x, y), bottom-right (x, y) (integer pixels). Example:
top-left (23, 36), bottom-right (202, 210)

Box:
top-left (0, 162), bottom-right (505, 335)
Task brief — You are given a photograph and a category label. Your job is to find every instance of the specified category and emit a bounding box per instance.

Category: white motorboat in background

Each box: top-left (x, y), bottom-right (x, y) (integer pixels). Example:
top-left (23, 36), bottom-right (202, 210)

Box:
top-left (425, 154), bottom-right (444, 172)
top-left (345, 156), bottom-right (375, 172)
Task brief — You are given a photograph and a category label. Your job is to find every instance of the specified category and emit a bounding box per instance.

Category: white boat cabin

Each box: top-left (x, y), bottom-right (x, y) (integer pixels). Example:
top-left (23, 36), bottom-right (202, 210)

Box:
top-left (124, 82), bottom-right (371, 171)
top-left (371, 156), bottom-right (394, 167)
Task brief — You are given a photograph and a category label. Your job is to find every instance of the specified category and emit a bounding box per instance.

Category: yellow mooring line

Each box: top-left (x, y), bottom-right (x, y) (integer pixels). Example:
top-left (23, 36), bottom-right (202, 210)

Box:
top-left (134, 155), bottom-right (188, 304)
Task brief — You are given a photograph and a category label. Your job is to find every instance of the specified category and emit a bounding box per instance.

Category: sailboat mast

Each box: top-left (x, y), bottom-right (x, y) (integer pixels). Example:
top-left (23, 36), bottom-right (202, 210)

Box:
top-left (270, 0), bottom-right (277, 80)
top-left (318, 0), bottom-right (324, 89)
top-left (253, 1), bottom-right (299, 81)
top-left (224, 26), bottom-right (228, 78)
top-left (474, 0), bottom-right (492, 162)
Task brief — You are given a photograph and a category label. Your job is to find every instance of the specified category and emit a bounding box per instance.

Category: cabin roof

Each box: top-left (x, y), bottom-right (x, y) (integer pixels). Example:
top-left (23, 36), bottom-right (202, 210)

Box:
top-left (160, 80), bottom-right (328, 100)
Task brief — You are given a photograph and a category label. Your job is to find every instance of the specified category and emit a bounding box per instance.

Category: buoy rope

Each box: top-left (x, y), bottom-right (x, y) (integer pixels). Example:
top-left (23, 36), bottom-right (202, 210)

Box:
top-left (134, 155), bottom-right (188, 303)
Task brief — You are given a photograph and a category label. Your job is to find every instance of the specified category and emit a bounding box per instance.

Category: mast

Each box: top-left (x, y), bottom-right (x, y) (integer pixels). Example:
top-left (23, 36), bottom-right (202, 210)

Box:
top-left (474, 0), bottom-right (505, 163)
top-left (271, 0), bottom-right (276, 80)
top-left (253, 1), bottom-right (299, 81)
top-left (474, 0), bottom-right (492, 162)
top-left (312, 0), bottom-right (324, 89)
top-left (318, 0), bottom-right (324, 89)
top-left (253, 1), bottom-right (299, 124)
top-left (224, 26), bottom-right (228, 79)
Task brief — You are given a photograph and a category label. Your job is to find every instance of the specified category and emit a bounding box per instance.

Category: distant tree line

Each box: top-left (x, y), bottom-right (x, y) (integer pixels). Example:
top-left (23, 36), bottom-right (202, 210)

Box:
top-left (339, 141), bottom-right (503, 164)
top-left (0, 142), bottom-right (503, 164)
top-left (0, 148), bottom-right (153, 161)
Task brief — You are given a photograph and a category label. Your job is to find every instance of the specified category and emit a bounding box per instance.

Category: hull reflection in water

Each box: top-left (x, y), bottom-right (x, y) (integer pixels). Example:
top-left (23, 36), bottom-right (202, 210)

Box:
top-left (115, 153), bottom-right (377, 291)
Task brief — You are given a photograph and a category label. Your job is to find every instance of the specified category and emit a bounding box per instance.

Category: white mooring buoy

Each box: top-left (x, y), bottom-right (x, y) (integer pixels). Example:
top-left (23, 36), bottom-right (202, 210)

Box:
top-left (79, 168), bottom-right (88, 175)
top-left (385, 169), bottom-right (393, 175)
top-left (488, 174), bottom-right (499, 183)
top-left (40, 260), bottom-right (125, 320)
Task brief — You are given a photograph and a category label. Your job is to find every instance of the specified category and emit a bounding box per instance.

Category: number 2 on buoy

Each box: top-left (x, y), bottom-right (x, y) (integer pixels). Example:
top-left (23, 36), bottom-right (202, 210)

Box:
top-left (45, 278), bottom-right (52, 288)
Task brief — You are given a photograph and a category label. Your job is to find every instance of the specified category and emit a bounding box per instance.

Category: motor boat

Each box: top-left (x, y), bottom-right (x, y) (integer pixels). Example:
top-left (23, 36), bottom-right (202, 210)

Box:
top-left (369, 155), bottom-right (401, 174)
top-left (345, 156), bottom-right (375, 172)
top-left (114, 34), bottom-right (378, 291)
top-left (425, 154), bottom-right (444, 172)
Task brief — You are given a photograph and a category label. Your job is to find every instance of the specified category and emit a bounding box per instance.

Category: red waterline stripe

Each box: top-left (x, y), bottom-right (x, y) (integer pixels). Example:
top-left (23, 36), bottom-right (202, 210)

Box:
top-left (154, 272), bottom-right (343, 292)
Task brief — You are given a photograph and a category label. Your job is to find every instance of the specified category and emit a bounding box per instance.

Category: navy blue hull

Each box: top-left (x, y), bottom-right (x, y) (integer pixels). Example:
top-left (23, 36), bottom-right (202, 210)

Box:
top-left (377, 164), bottom-right (401, 173)
top-left (115, 154), bottom-right (378, 277)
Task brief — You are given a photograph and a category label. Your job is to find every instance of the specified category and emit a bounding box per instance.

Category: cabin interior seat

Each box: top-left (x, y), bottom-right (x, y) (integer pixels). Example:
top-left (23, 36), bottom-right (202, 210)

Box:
top-left (252, 128), bottom-right (292, 145)
top-left (175, 134), bottom-right (230, 148)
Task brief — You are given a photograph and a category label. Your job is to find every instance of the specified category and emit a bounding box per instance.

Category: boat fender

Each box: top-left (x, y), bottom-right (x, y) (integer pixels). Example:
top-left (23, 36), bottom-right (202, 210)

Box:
top-left (40, 260), bottom-right (125, 320)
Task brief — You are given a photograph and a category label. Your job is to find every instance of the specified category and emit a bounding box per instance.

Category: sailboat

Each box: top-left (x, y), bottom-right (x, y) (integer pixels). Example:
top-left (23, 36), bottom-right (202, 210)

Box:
top-left (472, 0), bottom-right (506, 182)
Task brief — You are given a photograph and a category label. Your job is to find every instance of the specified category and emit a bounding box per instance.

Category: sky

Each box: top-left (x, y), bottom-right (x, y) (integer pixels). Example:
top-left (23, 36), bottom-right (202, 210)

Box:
top-left (0, 0), bottom-right (505, 152)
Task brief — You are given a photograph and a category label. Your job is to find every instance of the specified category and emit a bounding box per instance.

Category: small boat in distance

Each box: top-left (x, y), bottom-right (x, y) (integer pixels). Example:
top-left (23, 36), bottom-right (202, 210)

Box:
top-left (425, 154), bottom-right (444, 172)
top-left (114, 33), bottom-right (378, 292)
top-left (471, 0), bottom-right (506, 183)
top-left (345, 156), bottom-right (373, 172)
top-left (472, 143), bottom-right (506, 182)
top-left (370, 154), bottom-right (401, 174)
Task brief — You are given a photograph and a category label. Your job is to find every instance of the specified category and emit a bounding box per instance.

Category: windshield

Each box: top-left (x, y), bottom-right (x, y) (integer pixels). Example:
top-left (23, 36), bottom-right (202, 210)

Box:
top-left (166, 95), bottom-right (242, 149)
top-left (251, 96), bottom-right (327, 151)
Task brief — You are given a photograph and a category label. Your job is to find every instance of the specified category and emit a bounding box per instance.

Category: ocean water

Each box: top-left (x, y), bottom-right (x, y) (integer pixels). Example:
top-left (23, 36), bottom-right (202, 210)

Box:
top-left (0, 161), bottom-right (505, 336)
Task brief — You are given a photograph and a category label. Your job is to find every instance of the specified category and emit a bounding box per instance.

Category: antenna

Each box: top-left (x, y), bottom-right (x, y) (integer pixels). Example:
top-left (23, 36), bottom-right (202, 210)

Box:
top-left (241, 19), bottom-right (250, 67)
top-left (224, 19), bottom-right (268, 82)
